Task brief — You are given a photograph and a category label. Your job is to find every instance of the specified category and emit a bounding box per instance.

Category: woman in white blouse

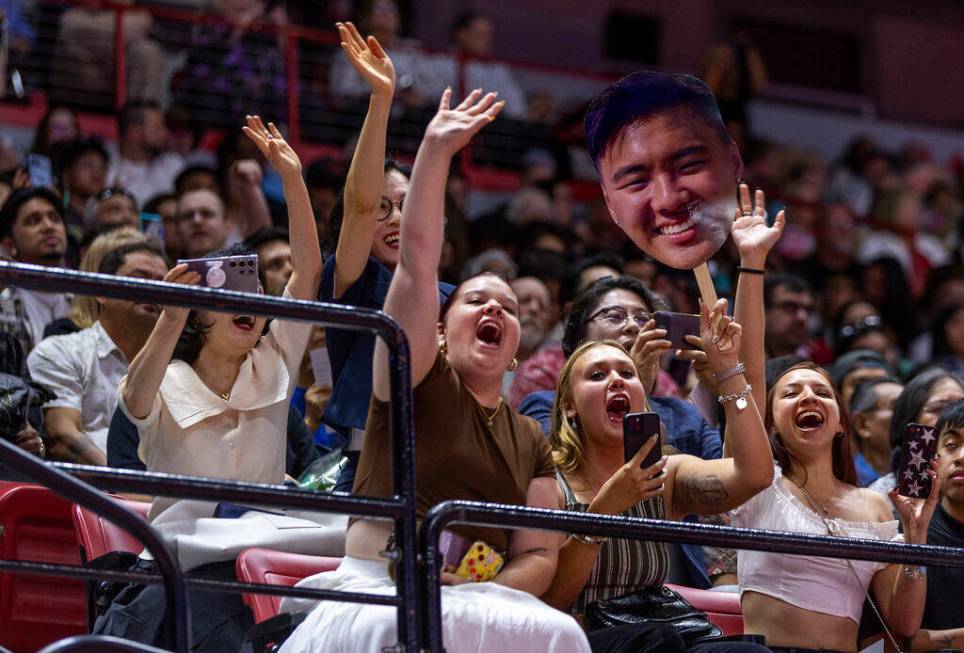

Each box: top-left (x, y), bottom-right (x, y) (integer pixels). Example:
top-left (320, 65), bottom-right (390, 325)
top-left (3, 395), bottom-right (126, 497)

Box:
top-left (731, 362), bottom-right (940, 652)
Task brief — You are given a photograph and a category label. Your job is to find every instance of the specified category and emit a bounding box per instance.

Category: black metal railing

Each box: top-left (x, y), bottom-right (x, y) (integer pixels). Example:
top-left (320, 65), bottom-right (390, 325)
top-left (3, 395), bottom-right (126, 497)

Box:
top-left (418, 500), bottom-right (964, 651)
top-left (0, 261), bottom-right (420, 652)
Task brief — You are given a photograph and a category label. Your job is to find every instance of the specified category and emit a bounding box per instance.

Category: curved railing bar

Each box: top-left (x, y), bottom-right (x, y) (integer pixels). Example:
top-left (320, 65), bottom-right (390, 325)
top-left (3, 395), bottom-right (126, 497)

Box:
top-left (0, 262), bottom-right (420, 651)
top-left (37, 635), bottom-right (171, 653)
top-left (418, 499), bottom-right (964, 651)
top-left (0, 438), bottom-right (190, 651)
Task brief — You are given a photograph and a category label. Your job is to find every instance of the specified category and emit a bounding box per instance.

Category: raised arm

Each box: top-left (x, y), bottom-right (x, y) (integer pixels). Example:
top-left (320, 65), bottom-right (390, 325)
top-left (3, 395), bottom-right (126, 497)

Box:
top-left (731, 183), bottom-right (785, 418)
top-left (229, 158), bottom-right (272, 238)
top-left (242, 116), bottom-right (321, 301)
top-left (372, 88), bottom-right (504, 401)
top-left (332, 22), bottom-right (396, 298)
top-left (667, 299), bottom-right (773, 519)
top-left (121, 265), bottom-right (200, 419)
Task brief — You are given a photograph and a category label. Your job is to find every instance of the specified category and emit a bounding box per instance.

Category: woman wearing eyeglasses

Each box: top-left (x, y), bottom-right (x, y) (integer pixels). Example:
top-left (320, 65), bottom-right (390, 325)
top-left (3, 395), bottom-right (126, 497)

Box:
top-left (318, 23), bottom-right (456, 488)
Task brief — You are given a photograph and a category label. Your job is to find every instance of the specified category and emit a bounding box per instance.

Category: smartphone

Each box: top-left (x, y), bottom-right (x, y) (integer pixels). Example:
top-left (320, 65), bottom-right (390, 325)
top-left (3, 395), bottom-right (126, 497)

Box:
top-left (139, 212), bottom-right (165, 245)
top-left (310, 347), bottom-right (333, 387)
top-left (654, 311), bottom-right (701, 349)
top-left (177, 254), bottom-right (259, 293)
top-left (27, 153), bottom-right (52, 188)
top-left (623, 411), bottom-right (662, 469)
top-left (896, 423), bottom-right (938, 498)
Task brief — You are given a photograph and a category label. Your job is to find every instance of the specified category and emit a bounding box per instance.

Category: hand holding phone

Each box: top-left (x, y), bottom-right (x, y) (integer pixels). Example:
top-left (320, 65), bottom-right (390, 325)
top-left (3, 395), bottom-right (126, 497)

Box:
top-left (623, 411), bottom-right (662, 469)
top-left (177, 254), bottom-right (259, 294)
top-left (896, 423), bottom-right (938, 498)
top-left (654, 311), bottom-right (701, 350)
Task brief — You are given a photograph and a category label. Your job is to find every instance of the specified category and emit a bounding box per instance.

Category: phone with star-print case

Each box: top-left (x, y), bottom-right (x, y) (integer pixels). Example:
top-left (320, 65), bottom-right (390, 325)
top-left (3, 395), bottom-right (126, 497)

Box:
top-left (896, 423), bottom-right (938, 498)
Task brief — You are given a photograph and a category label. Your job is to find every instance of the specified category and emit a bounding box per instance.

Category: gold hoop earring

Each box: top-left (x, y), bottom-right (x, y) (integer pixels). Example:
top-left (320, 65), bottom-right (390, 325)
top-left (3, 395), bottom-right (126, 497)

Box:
top-left (507, 357), bottom-right (518, 372)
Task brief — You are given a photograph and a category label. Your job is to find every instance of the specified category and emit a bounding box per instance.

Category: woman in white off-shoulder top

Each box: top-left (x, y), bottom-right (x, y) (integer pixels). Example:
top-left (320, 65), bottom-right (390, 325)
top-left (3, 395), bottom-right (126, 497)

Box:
top-left (731, 362), bottom-right (940, 653)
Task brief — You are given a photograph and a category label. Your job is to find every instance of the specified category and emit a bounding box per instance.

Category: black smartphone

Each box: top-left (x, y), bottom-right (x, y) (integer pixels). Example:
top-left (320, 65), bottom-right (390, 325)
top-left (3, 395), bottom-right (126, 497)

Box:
top-left (177, 254), bottom-right (259, 293)
top-left (623, 411), bottom-right (661, 469)
top-left (654, 311), bottom-right (701, 349)
top-left (896, 422), bottom-right (938, 498)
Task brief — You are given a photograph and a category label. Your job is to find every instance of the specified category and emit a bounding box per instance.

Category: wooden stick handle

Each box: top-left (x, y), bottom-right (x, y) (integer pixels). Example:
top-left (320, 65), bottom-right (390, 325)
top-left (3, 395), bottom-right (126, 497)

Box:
top-left (693, 263), bottom-right (718, 306)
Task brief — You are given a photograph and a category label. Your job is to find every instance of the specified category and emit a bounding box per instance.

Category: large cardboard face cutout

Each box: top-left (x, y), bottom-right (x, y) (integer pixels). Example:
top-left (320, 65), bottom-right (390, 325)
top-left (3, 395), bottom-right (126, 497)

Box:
top-left (596, 106), bottom-right (742, 270)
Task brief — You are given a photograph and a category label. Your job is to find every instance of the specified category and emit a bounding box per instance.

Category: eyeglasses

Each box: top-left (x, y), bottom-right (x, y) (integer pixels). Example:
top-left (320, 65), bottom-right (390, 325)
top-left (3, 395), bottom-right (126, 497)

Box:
top-left (587, 306), bottom-right (653, 329)
top-left (772, 300), bottom-right (815, 316)
top-left (378, 196), bottom-right (404, 222)
top-left (839, 315), bottom-right (883, 340)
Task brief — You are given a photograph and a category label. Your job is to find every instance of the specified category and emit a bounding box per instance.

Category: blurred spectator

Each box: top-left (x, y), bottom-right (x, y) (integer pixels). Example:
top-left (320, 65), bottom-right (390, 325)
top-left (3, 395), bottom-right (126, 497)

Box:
top-left (931, 303), bottom-right (964, 376)
top-left (174, 164), bottom-right (219, 197)
top-left (460, 247), bottom-right (517, 282)
top-left (849, 376), bottom-right (903, 487)
top-left (174, 188), bottom-right (229, 257)
top-left (797, 203), bottom-right (860, 295)
top-left (30, 106), bottom-right (80, 158)
top-left (175, 0), bottom-right (288, 127)
top-left (215, 128), bottom-right (273, 238)
top-left (164, 104), bottom-right (207, 160)
top-left (28, 241), bottom-right (168, 465)
top-left (55, 137), bottom-right (109, 240)
top-left (45, 226), bottom-right (147, 338)
top-left (84, 187), bottom-right (139, 236)
top-left (244, 227), bottom-right (292, 296)
top-left (506, 186), bottom-right (553, 225)
top-left (510, 276), bottom-right (553, 363)
top-left (700, 32), bottom-right (767, 130)
top-left (109, 102), bottom-right (185, 207)
top-left (0, 188), bottom-right (71, 353)
top-left (49, 3), bottom-right (164, 109)
top-left (763, 273), bottom-right (814, 359)
top-left (829, 136), bottom-right (893, 217)
top-left (305, 157), bottom-right (345, 239)
top-left (860, 257), bottom-right (917, 350)
top-left (420, 12), bottom-right (527, 120)
top-left (909, 264), bottom-right (964, 363)
top-left (828, 348), bottom-right (895, 412)
top-left (142, 193), bottom-right (183, 261)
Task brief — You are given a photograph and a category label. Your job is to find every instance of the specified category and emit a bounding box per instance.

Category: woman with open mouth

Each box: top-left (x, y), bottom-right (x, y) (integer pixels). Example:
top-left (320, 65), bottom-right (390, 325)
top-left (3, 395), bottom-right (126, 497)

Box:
top-left (99, 115), bottom-right (322, 650)
top-left (542, 299), bottom-right (774, 653)
top-left (731, 362), bottom-right (941, 652)
top-left (317, 23), bottom-right (457, 491)
top-left (279, 88), bottom-right (590, 652)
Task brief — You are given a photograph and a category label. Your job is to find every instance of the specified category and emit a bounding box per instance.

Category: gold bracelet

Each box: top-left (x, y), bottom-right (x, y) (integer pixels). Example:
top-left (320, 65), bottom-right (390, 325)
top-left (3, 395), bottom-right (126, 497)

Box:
top-left (570, 533), bottom-right (607, 546)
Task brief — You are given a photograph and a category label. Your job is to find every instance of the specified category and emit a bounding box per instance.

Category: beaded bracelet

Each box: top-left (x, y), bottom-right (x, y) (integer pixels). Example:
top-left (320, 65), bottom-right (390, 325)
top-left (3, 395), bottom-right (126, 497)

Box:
top-left (713, 362), bottom-right (746, 383)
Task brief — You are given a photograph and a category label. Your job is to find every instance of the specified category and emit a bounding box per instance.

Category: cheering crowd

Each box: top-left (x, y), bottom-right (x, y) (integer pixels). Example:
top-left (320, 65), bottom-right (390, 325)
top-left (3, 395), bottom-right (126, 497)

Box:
top-left (1, 13), bottom-right (964, 653)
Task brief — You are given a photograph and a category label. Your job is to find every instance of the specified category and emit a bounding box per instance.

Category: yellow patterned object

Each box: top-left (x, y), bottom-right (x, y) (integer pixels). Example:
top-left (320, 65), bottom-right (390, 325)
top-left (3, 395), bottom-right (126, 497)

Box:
top-left (455, 541), bottom-right (505, 582)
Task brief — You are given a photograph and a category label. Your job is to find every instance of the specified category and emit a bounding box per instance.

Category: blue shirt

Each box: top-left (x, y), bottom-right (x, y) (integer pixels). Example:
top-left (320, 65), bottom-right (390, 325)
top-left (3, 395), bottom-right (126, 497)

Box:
top-left (853, 451), bottom-right (881, 487)
top-left (319, 255), bottom-right (454, 434)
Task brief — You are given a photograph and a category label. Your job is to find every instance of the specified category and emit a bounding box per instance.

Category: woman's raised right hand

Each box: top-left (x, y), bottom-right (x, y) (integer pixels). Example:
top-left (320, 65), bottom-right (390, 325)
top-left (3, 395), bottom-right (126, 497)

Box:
top-left (337, 21), bottom-right (395, 98)
top-left (588, 435), bottom-right (667, 515)
top-left (423, 88), bottom-right (505, 157)
top-left (161, 264), bottom-right (201, 323)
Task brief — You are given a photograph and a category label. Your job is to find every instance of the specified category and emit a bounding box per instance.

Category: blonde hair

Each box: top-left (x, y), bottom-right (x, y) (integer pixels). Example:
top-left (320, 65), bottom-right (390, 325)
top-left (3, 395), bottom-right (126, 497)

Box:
top-left (70, 227), bottom-right (147, 328)
top-left (550, 339), bottom-right (650, 474)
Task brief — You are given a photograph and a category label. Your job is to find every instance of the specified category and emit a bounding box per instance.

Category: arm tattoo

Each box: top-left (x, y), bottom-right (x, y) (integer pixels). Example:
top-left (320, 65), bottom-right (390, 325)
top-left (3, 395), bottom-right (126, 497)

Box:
top-left (66, 434), bottom-right (95, 461)
top-left (681, 474), bottom-right (729, 508)
top-left (941, 635), bottom-right (954, 647)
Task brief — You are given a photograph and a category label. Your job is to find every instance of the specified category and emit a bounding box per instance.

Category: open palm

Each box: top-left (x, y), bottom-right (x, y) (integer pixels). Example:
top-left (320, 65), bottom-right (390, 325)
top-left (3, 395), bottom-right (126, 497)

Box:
top-left (338, 21), bottom-right (395, 97)
top-left (730, 183), bottom-right (785, 264)
top-left (242, 115), bottom-right (302, 179)
top-left (425, 88), bottom-right (505, 156)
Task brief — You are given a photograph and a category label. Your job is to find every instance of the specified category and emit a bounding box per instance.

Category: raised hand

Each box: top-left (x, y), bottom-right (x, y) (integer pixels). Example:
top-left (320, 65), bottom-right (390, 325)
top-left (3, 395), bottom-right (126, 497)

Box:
top-left (730, 183), bottom-right (785, 268)
top-left (700, 298), bottom-right (742, 373)
top-left (675, 334), bottom-right (718, 394)
top-left (160, 264), bottom-right (201, 323)
top-left (424, 88), bottom-right (505, 157)
top-left (242, 115), bottom-right (302, 181)
top-left (889, 458), bottom-right (941, 544)
top-left (630, 320), bottom-right (672, 395)
top-left (337, 21), bottom-right (395, 98)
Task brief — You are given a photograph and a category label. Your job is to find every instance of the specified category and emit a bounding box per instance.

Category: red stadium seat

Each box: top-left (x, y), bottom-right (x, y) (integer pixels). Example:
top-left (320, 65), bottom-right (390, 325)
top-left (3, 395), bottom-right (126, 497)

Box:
top-left (71, 499), bottom-right (151, 563)
top-left (0, 484), bottom-right (87, 652)
top-left (236, 547), bottom-right (341, 623)
top-left (666, 583), bottom-right (744, 636)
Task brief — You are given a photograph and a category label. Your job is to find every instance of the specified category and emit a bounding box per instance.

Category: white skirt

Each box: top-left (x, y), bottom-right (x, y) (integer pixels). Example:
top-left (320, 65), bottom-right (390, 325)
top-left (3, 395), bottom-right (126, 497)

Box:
top-left (279, 557), bottom-right (590, 653)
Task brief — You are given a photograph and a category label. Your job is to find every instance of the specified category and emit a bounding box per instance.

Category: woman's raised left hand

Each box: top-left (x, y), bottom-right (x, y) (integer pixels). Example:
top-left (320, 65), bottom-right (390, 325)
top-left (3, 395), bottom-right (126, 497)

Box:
top-left (700, 298), bottom-right (742, 373)
top-left (423, 88), bottom-right (505, 157)
top-left (889, 457), bottom-right (941, 544)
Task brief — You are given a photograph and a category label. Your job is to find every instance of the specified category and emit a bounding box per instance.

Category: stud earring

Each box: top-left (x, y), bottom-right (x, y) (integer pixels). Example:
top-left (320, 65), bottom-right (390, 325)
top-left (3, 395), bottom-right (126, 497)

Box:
top-left (439, 340), bottom-right (447, 355)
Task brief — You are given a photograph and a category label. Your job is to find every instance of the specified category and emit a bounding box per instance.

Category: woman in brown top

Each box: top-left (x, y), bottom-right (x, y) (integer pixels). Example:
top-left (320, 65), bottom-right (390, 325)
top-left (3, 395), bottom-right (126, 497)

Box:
top-left (280, 89), bottom-right (590, 652)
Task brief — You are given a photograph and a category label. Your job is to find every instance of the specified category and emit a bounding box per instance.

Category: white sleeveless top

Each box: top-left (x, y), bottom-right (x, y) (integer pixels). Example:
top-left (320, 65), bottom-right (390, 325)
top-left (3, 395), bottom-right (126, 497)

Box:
top-left (730, 465), bottom-right (900, 623)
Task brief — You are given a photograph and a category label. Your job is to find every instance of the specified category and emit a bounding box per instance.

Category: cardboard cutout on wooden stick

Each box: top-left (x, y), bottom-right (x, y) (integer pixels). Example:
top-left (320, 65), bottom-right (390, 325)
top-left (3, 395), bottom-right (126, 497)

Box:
top-left (585, 71), bottom-right (743, 305)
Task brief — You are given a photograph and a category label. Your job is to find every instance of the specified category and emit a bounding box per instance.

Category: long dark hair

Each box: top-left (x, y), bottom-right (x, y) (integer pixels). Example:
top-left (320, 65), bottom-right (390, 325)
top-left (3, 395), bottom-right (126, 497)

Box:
top-left (172, 243), bottom-right (267, 365)
top-left (321, 158), bottom-right (412, 257)
top-left (888, 367), bottom-right (963, 475)
top-left (765, 362), bottom-right (858, 485)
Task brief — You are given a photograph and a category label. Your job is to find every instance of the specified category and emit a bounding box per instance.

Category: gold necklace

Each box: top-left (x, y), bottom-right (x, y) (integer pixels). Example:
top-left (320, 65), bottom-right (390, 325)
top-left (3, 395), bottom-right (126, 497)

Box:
top-left (789, 477), bottom-right (831, 517)
top-left (480, 396), bottom-right (504, 426)
top-left (220, 390), bottom-right (231, 401)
